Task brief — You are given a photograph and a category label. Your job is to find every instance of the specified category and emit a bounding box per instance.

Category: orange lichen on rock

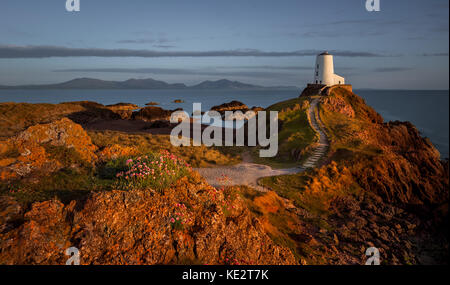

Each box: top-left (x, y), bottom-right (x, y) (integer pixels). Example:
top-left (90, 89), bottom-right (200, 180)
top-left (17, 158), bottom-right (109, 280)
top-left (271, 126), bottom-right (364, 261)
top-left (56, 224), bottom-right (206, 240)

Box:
top-left (0, 118), bottom-right (97, 181)
top-left (14, 118), bottom-right (97, 162)
top-left (322, 96), bottom-right (355, 118)
top-left (98, 144), bottom-right (138, 161)
top-left (0, 198), bottom-right (74, 264)
top-left (0, 171), bottom-right (296, 265)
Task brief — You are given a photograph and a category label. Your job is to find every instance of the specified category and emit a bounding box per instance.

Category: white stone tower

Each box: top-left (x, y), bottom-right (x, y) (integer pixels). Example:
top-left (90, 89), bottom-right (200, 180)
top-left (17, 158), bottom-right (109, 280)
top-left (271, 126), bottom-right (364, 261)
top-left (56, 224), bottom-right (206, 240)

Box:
top-left (313, 51), bottom-right (345, 86)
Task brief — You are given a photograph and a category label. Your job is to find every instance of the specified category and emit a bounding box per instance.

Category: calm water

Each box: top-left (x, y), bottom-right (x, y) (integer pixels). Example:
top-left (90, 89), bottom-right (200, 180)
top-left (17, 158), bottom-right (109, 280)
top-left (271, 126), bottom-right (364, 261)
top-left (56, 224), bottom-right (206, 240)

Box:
top-left (356, 89), bottom-right (449, 159)
top-left (0, 88), bottom-right (448, 158)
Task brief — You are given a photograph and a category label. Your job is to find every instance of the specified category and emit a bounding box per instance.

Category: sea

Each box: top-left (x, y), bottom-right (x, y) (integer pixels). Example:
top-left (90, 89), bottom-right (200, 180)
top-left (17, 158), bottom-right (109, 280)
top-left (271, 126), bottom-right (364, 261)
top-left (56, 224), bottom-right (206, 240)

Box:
top-left (0, 88), bottom-right (448, 158)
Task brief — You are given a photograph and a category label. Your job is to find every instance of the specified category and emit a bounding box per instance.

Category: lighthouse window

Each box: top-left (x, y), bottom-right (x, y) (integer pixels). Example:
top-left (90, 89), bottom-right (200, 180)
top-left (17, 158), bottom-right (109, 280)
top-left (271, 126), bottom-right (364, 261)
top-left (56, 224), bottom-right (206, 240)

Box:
top-left (317, 64), bottom-right (319, 69)
top-left (316, 72), bottom-right (318, 76)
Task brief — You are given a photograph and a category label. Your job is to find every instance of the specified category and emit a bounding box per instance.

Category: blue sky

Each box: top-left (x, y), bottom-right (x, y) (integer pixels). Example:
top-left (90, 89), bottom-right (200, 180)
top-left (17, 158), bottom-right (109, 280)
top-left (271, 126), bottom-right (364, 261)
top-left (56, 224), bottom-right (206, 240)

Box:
top-left (0, 0), bottom-right (448, 89)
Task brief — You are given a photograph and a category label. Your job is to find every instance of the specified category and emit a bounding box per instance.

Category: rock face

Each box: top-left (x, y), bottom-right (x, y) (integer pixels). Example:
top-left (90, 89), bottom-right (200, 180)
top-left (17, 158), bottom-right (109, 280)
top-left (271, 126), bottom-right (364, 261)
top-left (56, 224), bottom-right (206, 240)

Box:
top-left (253, 87), bottom-right (448, 265)
top-left (292, 88), bottom-right (449, 264)
top-left (316, 89), bottom-right (446, 206)
top-left (322, 96), bottom-right (355, 118)
top-left (105, 103), bottom-right (139, 120)
top-left (0, 118), bottom-right (97, 181)
top-left (0, 172), bottom-right (296, 265)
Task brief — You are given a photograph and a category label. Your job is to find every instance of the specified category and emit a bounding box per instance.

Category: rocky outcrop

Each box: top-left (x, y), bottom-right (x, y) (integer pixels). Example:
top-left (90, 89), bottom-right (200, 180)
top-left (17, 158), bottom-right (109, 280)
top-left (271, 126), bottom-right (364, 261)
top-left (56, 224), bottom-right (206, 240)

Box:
top-left (255, 87), bottom-right (448, 265)
top-left (105, 103), bottom-right (139, 120)
top-left (0, 172), bottom-right (296, 265)
top-left (211, 101), bottom-right (249, 113)
top-left (321, 96), bottom-right (355, 118)
top-left (312, 87), bottom-right (447, 206)
top-left (0, 118), bottom-right (97, 181)
top-left (293, 88), bottom-right (448, 264)
top-left (210, 101), bottom-right (264, 119)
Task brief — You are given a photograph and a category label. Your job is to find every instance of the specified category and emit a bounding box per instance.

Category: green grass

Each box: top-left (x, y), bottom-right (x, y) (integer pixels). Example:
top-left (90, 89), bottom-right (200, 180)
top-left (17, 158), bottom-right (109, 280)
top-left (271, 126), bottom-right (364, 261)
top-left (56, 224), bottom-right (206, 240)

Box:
top-left (0, 150), bottom-right (192, 205)
top-left (259, 174), bottom-right (310, 202)
top-left (250, 97), bottom-right (317, 168)
top-left (1, 167), bottom-right (114, 205)
top-left (258, 172), bottom-right (331, 219)
top-left (43, 144), bottom-right (91, 168)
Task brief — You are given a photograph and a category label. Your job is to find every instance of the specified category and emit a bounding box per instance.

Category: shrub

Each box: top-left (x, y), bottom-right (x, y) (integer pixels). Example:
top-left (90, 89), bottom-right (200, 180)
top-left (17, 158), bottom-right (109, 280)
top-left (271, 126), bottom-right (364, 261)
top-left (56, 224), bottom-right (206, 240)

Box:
top-left (114, 150), bottom-right (191, 192)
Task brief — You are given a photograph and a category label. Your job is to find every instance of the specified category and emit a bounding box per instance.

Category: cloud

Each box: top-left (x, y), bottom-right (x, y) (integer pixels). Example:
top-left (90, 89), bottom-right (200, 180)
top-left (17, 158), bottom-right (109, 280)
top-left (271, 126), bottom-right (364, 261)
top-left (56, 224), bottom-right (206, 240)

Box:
top-left (117, 37), bottom-right (171, 44)
top-left (373, 67), bottom-right (414, 72)
top-left (117, 39), bottom-right (155, 44)
top-left (153, 45), bottom-right (176, 49)
top-left (0, 45), bottom-right (387, 59)
top-left (216, 65), bottom-right (354, 71)
top-left (216, 65), bottom-right (312, 70)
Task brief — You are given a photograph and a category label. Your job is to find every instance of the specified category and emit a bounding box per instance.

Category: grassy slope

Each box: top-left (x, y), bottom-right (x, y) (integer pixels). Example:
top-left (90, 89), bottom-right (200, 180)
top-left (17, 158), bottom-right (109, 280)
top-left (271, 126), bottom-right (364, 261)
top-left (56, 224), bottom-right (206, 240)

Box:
top-left (250, 97), bottom-right (317, 168)
top-left (260, 88), bottom-right (384, 197)
top-left (318, 88), bottom-right (383, 160)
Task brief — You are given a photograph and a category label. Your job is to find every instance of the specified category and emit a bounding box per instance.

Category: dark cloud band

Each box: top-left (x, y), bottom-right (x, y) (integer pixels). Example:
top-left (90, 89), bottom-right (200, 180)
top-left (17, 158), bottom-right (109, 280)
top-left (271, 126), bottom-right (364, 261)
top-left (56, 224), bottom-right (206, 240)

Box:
top-left (0, 45), bottom-right (384, 59)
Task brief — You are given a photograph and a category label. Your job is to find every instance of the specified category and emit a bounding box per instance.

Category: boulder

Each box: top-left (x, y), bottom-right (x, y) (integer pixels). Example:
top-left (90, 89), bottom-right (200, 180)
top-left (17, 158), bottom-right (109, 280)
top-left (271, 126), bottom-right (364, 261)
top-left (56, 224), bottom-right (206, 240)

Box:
top-left (0, 118), bottom-right (97, 181)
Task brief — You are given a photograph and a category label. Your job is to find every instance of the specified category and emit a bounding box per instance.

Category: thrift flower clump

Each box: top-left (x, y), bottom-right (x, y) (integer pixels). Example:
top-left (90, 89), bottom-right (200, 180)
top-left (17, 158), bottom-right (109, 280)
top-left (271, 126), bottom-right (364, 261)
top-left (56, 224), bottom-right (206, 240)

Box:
top-left (115, 150), bottom-right (191, 192)
top-left (170, 202), bottom-right (193, 230)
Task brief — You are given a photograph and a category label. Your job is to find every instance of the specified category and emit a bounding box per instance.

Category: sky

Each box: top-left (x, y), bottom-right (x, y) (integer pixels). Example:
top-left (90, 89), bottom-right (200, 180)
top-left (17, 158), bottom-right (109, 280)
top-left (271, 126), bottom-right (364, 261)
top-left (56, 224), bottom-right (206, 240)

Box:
top-left (0, 0), bottom-right (448, 89)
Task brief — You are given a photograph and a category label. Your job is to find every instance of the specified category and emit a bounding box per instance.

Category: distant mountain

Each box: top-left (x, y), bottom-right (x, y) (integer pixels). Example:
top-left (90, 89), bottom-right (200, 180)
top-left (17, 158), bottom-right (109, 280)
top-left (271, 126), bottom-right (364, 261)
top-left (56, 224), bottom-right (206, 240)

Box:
top-left (189, 79), bottom-right (262, 89)
top-left (0, 78), bottom-right (298, 90)
top-left (0, 78), bottom-right (187, 90)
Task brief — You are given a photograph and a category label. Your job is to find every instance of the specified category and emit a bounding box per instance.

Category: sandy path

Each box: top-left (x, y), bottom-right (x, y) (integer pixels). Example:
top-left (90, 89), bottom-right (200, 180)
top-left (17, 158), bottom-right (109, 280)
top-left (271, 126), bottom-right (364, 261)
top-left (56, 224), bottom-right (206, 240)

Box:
top-left (195, 98), bottom-right (329, 190)
top-left (195, 152), bottom-right (299, 190)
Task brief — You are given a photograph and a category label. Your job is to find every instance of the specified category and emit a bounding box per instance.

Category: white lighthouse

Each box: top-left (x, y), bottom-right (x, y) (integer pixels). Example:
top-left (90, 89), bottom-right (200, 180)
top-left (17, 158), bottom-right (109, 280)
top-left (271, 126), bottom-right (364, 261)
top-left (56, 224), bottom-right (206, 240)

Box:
top-left (313, 51), bottom-right (345, 86)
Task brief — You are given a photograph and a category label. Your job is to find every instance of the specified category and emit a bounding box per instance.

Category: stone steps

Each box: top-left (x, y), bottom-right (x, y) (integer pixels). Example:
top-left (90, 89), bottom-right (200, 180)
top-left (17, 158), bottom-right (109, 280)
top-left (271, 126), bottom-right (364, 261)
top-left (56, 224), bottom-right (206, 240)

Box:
top-left (301, 98), bottom-right (329, 169)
